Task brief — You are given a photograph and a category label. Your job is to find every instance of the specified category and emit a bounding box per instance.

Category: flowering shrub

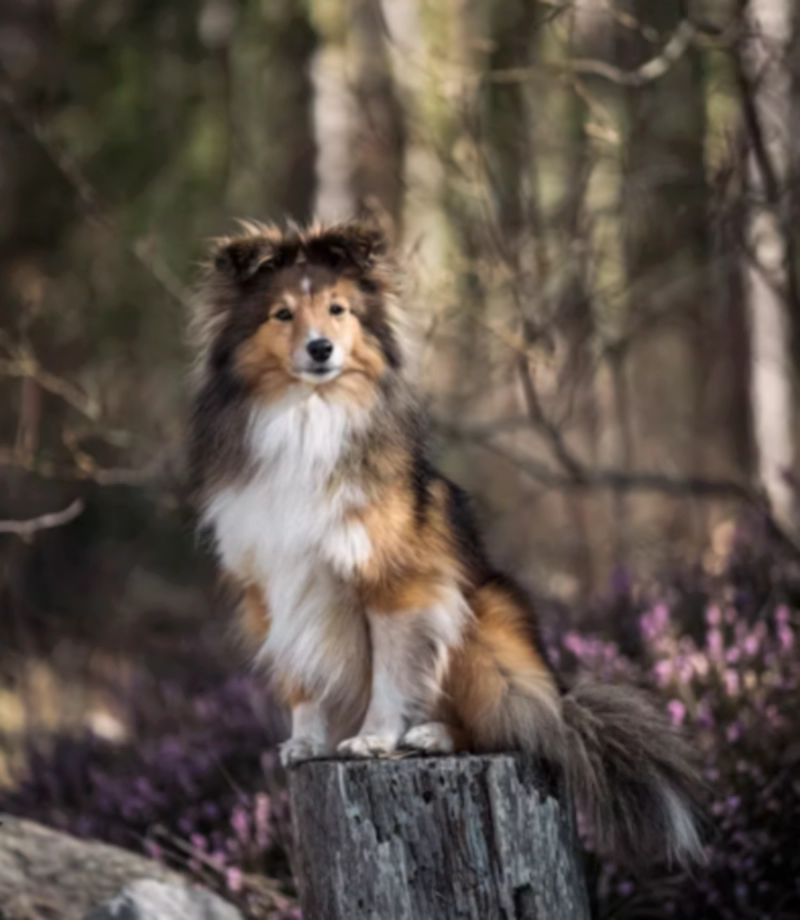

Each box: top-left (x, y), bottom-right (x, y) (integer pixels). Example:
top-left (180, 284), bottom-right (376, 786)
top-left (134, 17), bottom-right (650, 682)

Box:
top-left (0, 662), bottom-right (300, 919)
top-left (3, 521), bottom-right (800, 919)
top-left (552, 523), bottom-right (800, 919)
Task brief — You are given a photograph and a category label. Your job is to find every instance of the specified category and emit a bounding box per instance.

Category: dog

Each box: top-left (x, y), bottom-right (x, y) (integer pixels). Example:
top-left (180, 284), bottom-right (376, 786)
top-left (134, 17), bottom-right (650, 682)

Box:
top-left (187, 219), bottom-right (703, 867)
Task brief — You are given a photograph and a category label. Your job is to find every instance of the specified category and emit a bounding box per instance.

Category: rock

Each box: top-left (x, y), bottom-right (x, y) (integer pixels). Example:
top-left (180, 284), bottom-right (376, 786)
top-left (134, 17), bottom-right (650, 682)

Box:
top-left (83, 879), bottom-right (244, 920)
top-left (0, 813), bottom-right (195, 920)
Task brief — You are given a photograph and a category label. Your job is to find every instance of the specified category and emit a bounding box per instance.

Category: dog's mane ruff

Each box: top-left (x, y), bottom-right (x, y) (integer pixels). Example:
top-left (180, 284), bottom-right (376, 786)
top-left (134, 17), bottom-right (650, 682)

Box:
top-left (188, 219), bottom-right (404, 386)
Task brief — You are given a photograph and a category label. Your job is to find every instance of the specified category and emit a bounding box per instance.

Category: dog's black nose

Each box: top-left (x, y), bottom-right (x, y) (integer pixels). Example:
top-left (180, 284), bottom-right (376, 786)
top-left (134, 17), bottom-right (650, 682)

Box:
top-left (307, 338), bottom-right (334, 363)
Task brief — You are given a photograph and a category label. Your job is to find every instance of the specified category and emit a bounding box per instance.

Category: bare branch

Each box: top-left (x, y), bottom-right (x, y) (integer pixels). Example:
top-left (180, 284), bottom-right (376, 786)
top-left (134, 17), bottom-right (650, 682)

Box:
top-left (0, 499), bottom-right (84, 539)
top-left (491, 19), bottom-right (698, 87)
top-left (0, 355), bottom-right (100, 420)
top-left (516, 355), bottom-right (585, 479)
top-left (0, 447), bottom-right (176, 490)
top-left (438, 421), bottom-right (756, 500)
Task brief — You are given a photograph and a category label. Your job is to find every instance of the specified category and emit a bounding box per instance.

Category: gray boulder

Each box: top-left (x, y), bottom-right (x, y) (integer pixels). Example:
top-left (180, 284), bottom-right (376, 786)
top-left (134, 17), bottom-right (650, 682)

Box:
top-left (83, 879), bottom-right (244, 920)
top-left (0, 813), bottom-right (184, 920)
top-left (0, 813), bottom-right (242, 920)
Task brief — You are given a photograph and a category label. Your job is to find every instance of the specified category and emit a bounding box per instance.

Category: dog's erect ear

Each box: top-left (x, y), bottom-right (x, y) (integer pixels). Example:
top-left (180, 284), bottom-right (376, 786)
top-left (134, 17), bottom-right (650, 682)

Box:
top-left (338, 221), bottom-right (390, 268)
top-left (212, 234), bottom-right (276, 283)
top-left (309, 221), bottom-right (391, 274)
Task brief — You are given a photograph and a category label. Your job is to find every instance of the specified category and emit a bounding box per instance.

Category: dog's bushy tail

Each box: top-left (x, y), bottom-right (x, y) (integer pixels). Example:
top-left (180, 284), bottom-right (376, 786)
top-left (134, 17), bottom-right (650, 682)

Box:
top-left (560, 681), bottom-right (704, 867)
top-left (455, 597), bottom-right (704, 868)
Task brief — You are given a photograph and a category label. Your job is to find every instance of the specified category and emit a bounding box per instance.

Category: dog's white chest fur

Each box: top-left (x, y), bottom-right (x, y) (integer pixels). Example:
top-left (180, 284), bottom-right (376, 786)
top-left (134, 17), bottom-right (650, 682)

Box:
top-left (203, 391), bottom-right (372, 702)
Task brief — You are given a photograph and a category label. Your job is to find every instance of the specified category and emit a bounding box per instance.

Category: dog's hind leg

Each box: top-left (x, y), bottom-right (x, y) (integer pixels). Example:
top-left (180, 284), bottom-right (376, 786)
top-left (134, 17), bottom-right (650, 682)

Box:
top-left (337, 582), bottom-right (471, 757)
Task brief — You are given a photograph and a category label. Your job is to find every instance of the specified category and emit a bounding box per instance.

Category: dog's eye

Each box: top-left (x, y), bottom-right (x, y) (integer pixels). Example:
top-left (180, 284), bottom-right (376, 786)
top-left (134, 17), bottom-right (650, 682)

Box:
top-left (329, 303), bottom-right (346, 316)
top-left (273, 307), bottom-right (293, 322)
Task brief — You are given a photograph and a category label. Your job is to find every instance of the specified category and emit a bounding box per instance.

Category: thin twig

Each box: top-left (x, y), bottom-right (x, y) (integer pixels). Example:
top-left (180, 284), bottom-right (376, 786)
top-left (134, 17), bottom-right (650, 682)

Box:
top-left (732, 42), bottom-right (782, 209)
top-left (0, 499), bottom-right (84, 539)
top-left (0, 355), bottom-right (100, 420)
top-left (516, 355), bottom-right (585, 479)
top-left (439, 421), bottom-right (756, 499)
top-left (0, 447), bottom-right (174, 489)
top-left (491, 19), bottom-right (698, 87)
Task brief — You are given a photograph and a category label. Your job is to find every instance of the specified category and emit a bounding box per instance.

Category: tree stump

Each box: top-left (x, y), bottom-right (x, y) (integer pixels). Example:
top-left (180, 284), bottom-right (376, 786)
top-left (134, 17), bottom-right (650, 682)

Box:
top-left (288, 754), bottom-right (590, 920)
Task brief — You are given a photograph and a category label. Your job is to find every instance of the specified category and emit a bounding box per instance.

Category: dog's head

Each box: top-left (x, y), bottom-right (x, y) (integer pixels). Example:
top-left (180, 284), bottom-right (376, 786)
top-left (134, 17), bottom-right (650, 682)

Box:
top-left (193, 221), bottom-right (401, 403)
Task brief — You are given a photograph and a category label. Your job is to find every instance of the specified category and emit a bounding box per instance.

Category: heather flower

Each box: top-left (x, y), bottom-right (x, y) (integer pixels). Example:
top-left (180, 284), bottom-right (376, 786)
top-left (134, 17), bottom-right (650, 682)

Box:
top-left (226, 866), bottom-right (243, 893)
top-left (667, 699), bottom-right (686, 726)
top-left (724, 670), bottom-right (740, 696)
top-left (743, 634), bottom-right (760, 657)
top-left (231, 805), bottom-right (249, 845)
top-left (778, 623), bottom-right (794, 651)
top-left (255, 793), bottom-right (272, 850)
top-left (641, 603), bottom-right (670, 641)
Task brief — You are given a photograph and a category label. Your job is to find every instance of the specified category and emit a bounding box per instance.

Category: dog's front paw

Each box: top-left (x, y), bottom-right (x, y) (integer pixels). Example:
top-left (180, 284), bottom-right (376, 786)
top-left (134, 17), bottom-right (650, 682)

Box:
top-left (280, 736), bottom-right (330, 767)
top-left (400, 722), bottom-right (455, 754)
top-left (337, 732), bottom-right (400, 758)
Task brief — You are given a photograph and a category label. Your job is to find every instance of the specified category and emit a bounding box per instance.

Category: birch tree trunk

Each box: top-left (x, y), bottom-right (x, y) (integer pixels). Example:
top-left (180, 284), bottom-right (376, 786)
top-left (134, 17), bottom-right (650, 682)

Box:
top-left (743, 0), bottom-right (796, 533)
top-left (791, 5), bottom-right (800, 348)
top-left (310, 1), bottom-right (406, 225)
top-left (309, 2), bottom-right (356, 222)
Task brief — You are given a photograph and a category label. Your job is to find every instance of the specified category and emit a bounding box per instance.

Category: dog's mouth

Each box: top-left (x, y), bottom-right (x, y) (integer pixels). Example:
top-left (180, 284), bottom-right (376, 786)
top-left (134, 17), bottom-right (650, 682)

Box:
top-left (293, 364), bottom-right (342, 384)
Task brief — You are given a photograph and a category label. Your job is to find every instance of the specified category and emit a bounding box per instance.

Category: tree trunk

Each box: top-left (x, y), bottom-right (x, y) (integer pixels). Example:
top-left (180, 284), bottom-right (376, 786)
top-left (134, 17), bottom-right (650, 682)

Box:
top-left (350, 0), bottom-right (406, 225)
top-left (791, 5), bottom-right (800, 371)
top-left (288, 755), bottom-right (590, 920)
top-left (620, 0), bottom-right (711, 554)
top-left (225, 0), bottom-right (317, 222)
top-left (309, 2), bottom-right (356, 222)
top-left (742, 0), bottom-right (796, 533)
top-left (483, 0), bottom-right (537, 248)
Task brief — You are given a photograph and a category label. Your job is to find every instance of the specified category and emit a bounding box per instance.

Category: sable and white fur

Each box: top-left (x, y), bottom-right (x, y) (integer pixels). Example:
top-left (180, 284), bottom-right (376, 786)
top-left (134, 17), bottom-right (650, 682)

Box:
top-left (188, 220), bottom-right (704, 868)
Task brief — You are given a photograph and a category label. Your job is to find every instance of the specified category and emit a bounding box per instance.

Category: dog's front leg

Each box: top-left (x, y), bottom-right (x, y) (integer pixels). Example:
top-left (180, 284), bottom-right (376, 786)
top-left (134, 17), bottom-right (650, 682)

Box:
top-left (280, 697), bottom-right (334, 767)
top-left (337, 586), bottom-right (469, 757)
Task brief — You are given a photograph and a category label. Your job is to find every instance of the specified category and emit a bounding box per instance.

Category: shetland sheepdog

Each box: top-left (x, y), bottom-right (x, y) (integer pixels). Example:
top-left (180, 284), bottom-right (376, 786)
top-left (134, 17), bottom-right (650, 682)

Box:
top-left (188, 220), bottom-right (703, 867)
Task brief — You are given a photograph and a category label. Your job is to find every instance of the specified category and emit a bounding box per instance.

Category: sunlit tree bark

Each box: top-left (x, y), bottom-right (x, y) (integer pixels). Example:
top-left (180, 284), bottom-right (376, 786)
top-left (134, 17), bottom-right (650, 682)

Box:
top-left (309, 1), bottom-right (355, 221)
top-left (742, 0), bottom-right (797, 532)
top-left (787, 4), bottom-right (800, 373)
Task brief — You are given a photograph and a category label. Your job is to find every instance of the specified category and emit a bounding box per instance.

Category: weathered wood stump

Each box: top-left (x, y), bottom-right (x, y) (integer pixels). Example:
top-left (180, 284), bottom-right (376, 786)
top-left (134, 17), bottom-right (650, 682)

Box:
top-left (288, 754), bottom-right (590, 920)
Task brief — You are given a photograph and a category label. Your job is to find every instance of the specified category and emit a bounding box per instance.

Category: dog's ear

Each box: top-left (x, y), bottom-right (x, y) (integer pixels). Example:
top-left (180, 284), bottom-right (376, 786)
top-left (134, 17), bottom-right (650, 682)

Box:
top-left (192, 226), bottom-right (285, 357)
top-left (337, 221), bottom-right (390, 269)
top-left (212, 234), bottom-right (276, 283)
top-left (308, 220), bottom-right (391, 274)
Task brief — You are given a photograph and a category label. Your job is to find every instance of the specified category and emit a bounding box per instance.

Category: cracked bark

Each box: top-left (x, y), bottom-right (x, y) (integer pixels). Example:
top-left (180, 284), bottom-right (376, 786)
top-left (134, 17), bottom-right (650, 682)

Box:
top-left (288, 755), bottom-right (589, 920)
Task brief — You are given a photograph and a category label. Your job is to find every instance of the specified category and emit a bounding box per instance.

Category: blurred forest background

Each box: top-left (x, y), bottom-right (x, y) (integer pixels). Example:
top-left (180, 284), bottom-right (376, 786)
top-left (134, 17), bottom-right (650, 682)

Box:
top-left (1, 0), bottom-right (800, 918)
